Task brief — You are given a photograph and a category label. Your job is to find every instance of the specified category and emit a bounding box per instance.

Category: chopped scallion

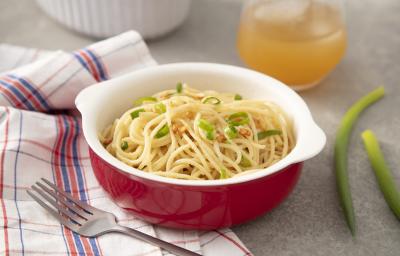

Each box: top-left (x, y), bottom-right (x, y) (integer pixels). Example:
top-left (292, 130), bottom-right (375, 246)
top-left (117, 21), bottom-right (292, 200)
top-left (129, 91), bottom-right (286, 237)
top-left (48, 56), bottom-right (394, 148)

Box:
top-left (227, 112), bottom-right (249, 126)
top-left (220, 168), bottom-right (227, 179)
top-left (130, 108), bottom-right (145, 119)
top-left (121, 141), bottom-right (128, 151)
top-left (224, 126), bottom-right (238, 139)
top-left (155, 103), bottom-right (166, 113)
top-left (198, 119), bottom-right (214, 132)
top-left (206, 131), bottom-right (214, 140)
top-left (176, 82), bottom-right (183, 93)
top-left (234, 94), bottom-right (242, 100)
top-left (134, 96), bottom-right (157, 106)
top-left (155, 124), bottom-right (169, 138)
top-left (257, 130), bottom-right (282, 140)
top-left (198, 119), bottom-right (215, 140)
top-left (201, 96), bottom-right (221, 105)
top-left (239, 156), bottom-right (251, 167)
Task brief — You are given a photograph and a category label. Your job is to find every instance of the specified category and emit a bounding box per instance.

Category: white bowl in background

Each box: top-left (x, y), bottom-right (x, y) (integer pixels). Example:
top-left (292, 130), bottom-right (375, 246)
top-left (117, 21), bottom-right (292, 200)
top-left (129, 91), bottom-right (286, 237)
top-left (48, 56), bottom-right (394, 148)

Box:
top-left (35, 0), bottom-right (192, 39)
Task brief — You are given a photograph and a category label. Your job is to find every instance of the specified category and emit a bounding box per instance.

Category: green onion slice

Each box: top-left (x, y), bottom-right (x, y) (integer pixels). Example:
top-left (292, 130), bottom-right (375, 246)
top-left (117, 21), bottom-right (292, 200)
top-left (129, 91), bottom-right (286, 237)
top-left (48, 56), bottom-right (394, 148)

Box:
top-left (198, 119), bottom-right (215, 140)
top-left (202, 96), bottom-right (221, 105)
top-left (121, 141), bottom-right (128, 151)
top-left (198, 119), bottom-right (214, 132)
top-left (234, 94), bottom-right (242, 100)
top-left (257, 130), bottom-right (282, 140)
top-left (220, 168), bottom-right (227, 179)
top-left (176, 82), bottom-right (183, 93)
top-left (130, 108), bottom-right (145, 119)
top-left (239, 156), bottom-right (251, 167)
top-left (224, 126), bottom-right (238, 139)
top-left (155, 103), bottom-right (166, 113)
top-left (155, 124), bottom-right (169, 138)
top-left (227, 112), bottom-right (249, 126)
top-left (134, 96), bottom-right (157, 106)
top-left (206, 131), bottom-right (214, 140)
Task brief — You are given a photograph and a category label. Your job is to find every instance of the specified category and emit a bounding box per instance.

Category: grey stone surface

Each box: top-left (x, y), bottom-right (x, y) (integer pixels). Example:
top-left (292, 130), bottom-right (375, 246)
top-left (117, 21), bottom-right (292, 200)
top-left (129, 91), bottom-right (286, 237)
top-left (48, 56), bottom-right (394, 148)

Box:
top-left (1, 0), bottom-right (400, 255)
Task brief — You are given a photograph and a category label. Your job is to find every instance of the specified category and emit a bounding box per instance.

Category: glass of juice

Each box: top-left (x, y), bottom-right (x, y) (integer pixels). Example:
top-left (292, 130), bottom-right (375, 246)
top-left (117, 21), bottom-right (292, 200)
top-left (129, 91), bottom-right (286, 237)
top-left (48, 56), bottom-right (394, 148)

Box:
top-left (237, 0), bottom-right (347, 90)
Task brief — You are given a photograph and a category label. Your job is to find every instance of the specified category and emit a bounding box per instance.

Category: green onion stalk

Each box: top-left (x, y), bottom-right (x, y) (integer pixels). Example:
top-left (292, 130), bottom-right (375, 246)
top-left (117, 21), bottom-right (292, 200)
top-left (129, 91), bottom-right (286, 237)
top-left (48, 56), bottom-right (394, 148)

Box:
top-left (334, 86), bottom-right (385, 236)
top-left (361, 130), bottom-right (400, 220)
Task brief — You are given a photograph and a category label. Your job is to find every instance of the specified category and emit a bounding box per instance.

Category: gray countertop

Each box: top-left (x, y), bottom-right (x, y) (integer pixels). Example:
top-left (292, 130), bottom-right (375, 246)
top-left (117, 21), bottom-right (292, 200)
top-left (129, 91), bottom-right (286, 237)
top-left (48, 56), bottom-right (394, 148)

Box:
top-left (1, 0), bottom-right (400, 255)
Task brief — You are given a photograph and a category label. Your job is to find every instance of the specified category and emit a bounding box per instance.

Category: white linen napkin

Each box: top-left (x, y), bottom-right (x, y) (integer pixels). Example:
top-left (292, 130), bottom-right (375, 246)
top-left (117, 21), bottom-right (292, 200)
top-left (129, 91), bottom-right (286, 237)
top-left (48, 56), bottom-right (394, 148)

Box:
top-left (0, 31), bottom-right (252, 256)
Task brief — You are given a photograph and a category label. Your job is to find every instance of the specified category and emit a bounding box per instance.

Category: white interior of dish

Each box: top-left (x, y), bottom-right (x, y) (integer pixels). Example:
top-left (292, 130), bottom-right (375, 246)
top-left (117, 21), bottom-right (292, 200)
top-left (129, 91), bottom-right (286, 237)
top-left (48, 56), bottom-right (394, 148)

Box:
top-left (76, 63), bottom-right (326, 186)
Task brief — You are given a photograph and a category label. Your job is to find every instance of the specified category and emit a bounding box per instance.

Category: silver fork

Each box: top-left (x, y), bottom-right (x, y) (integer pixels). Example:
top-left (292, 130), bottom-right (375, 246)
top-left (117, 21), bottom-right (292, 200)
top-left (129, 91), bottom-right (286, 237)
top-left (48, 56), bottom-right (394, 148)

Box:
top-left (27, 178), bottom-right (201, 256)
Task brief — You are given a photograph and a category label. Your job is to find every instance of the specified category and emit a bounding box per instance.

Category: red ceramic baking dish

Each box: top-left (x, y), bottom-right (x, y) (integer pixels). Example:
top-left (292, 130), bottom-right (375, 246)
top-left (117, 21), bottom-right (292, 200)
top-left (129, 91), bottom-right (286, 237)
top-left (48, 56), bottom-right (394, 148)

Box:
top-left (75, 63), bottom-right (326, 230)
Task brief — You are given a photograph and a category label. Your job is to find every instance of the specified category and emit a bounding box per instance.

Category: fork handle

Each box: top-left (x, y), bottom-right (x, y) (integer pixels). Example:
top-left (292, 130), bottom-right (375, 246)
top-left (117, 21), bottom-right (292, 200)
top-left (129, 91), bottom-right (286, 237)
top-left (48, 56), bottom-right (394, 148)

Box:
top-left (111, 225), bottom-right (202, 256)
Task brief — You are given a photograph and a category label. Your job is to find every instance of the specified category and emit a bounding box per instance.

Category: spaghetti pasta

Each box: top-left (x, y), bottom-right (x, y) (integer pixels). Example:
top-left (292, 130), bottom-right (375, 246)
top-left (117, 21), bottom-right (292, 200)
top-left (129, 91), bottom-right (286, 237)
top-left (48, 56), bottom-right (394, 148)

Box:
top-left (99, 84), bottom-right (295, 180)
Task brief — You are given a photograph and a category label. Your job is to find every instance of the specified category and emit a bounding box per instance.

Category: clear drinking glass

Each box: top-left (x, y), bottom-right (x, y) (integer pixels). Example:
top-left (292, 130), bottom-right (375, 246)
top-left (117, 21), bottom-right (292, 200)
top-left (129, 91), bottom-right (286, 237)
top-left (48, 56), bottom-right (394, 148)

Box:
top-left (237, 0), bottom-right (347, 90)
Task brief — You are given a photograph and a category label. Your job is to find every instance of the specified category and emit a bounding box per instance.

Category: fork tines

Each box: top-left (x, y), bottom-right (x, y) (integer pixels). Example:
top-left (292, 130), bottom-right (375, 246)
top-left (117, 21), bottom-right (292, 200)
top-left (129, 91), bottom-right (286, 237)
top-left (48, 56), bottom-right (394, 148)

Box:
top-left (27, 178), bottom-right (94, 230)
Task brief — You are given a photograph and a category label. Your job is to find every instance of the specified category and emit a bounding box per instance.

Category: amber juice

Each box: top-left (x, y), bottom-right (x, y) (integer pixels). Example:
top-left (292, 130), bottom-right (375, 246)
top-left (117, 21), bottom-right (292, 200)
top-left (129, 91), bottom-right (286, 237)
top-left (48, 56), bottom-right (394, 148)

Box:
top-left (237, 0), bottom-right (347, 90)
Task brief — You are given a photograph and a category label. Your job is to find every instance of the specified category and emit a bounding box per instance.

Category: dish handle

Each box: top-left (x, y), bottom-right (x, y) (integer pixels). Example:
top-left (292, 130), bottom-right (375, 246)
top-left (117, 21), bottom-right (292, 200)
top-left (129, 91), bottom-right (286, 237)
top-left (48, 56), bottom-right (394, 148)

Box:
top-left (292, 122), bottom-right (326, 163)
top-left (75, 84), bottom-right (101, 114)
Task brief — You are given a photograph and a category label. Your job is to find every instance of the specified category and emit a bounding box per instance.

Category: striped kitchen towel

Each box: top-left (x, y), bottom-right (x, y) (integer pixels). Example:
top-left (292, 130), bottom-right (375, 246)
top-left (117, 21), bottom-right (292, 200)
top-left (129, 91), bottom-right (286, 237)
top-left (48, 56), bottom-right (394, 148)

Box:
top-left (0, 31), bottom-right (252, 256)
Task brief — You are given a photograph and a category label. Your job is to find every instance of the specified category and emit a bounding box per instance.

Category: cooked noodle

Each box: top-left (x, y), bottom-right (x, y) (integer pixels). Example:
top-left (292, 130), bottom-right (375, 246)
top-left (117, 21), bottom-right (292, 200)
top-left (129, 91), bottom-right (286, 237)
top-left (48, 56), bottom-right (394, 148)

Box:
top-left (99, 84), bottom-right (295, 180)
